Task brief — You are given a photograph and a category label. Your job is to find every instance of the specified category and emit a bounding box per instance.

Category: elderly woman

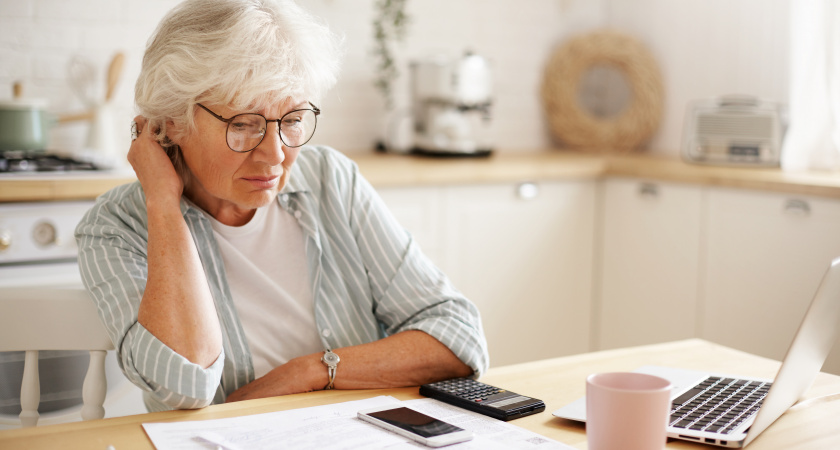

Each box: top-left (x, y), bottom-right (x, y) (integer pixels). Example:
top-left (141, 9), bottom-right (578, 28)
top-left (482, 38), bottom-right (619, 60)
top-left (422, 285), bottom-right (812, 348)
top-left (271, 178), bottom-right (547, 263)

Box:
top-left (75, 0), bottom-right (488, 412)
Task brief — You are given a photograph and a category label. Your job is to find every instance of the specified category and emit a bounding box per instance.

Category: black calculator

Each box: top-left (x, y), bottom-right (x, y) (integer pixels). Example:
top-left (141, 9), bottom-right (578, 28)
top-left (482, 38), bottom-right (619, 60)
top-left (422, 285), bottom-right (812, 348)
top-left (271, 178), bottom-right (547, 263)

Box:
top-left (419, 377), bottom-right (545, 421)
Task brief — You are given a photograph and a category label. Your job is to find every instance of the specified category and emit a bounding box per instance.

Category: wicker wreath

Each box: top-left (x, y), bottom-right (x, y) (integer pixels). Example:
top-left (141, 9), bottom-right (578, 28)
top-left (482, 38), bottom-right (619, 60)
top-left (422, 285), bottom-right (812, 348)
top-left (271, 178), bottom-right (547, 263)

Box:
top-left (541, 30), bottom-right (664, 152)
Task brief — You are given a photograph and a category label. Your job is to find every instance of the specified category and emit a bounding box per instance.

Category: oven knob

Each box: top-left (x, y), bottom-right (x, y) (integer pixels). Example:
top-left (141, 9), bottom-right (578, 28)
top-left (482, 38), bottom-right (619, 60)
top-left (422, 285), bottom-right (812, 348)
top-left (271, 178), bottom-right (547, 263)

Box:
top-left (32, 221), bottom-right (58, 247)
top-left (0, 229), bottom-right (10, 251)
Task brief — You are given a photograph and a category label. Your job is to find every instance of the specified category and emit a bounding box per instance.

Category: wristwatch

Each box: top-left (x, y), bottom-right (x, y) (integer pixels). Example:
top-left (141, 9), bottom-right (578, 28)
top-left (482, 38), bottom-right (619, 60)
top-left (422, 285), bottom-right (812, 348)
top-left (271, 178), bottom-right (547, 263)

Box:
top-left (321, 349), bottom-right (340, 390)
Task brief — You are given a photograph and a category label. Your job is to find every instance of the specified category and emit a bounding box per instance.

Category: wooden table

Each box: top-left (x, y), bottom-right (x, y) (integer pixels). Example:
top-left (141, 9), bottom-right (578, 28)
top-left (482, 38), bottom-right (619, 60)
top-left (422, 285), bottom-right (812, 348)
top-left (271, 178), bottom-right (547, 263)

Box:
top-left (1, 339), bottom-right (838, 449)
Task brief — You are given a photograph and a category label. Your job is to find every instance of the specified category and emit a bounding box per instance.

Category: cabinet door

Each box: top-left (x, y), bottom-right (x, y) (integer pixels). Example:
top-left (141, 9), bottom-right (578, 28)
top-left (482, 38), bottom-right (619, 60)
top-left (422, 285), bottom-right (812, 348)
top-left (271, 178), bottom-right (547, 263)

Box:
top-left (702, 188), bottom-right (840, 374)
top-left (376, 186), bottom-right (446, 268)
top-left (442, 181), bottom-right (596, 367)
top-left (598, 178), bottom-right (703, 350)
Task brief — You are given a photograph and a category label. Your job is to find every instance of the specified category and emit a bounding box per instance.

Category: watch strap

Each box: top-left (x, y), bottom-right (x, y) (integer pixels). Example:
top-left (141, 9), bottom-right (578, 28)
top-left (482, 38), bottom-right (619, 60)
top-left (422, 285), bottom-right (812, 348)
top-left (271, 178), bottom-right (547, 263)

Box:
top-left (321, 349), bottom-right (339, 390)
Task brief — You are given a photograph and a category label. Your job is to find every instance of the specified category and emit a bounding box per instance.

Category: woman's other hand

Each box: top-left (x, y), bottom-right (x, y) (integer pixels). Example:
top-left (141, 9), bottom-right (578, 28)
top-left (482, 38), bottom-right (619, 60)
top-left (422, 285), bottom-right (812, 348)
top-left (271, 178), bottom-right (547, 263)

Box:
top-left (127, 116), bottom-right (184, 210)
top-left (225, 355), bottom-right (326, 402)
top-left (225, 331), bottom-right (472, 403)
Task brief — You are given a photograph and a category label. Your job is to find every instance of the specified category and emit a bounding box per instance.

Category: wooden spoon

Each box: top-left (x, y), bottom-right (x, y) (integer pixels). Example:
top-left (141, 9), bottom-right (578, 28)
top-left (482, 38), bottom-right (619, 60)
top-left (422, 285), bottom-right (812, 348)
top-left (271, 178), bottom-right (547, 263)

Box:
top-left (104, 52), bottom-right (125, 102)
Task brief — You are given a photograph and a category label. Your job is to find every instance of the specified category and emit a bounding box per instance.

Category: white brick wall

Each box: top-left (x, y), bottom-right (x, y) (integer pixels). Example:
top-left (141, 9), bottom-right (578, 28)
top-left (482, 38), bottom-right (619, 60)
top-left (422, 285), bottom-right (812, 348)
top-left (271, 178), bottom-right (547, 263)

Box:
top-left (606, 0), bottom-right (790, 157)
top-left (0, 0), bottom-right (789, 160)
top-left (0, 0), bottom-right (180, 163)
top-left (0, 0), bottom-right (604, 161)
top-left (309, 0), bottom-right (605, 153)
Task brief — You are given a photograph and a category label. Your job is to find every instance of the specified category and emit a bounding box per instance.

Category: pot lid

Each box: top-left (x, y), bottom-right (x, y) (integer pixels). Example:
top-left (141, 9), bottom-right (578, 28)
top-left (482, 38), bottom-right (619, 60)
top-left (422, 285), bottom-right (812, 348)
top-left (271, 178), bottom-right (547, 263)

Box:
top-left (0, 98), bottom-right (49, 110)
top-left (3, 82), bottom-right (49, 110)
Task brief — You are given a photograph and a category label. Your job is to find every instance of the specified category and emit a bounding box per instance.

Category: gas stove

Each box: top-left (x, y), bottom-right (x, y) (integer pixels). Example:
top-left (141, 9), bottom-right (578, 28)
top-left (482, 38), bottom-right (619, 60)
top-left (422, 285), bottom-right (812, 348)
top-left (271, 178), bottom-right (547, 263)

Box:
top-left (0, 201), bottom-right (93, 266)
top-left (0, 151), bottom-right (100, 173)
top-left (0, 201), bottom-right (147, 425)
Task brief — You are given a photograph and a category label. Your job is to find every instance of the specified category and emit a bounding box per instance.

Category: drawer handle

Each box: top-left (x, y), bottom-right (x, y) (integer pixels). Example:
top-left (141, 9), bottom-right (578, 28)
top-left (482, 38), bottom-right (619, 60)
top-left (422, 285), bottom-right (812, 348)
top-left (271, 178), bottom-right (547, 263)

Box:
top-left (638, 182), bottom-right (659, 198)
top-left (0, 229), bottom-right (10, 252)
top-left (516, 182), bottom-right (540, 200)
top-left (783, 199), bottom-right (811, 216)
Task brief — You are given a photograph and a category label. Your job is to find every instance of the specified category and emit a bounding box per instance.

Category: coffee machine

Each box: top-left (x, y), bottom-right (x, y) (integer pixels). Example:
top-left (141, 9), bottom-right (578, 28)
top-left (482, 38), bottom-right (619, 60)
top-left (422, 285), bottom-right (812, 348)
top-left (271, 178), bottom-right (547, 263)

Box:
top-left (409, 52), bottom-right (493, 157)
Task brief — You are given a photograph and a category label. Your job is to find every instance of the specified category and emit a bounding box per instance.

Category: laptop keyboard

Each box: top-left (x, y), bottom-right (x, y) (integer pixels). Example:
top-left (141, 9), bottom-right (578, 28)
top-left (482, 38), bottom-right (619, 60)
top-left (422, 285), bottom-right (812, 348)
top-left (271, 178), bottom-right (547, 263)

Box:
top-left (669, 376), bottom-right (771, 435)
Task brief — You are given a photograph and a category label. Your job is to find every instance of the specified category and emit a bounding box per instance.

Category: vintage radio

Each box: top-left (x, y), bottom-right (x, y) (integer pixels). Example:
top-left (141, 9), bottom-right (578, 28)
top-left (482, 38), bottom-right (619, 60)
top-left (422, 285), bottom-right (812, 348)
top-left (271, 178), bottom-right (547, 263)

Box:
top-left (682, 95), bottom-right (785, 166)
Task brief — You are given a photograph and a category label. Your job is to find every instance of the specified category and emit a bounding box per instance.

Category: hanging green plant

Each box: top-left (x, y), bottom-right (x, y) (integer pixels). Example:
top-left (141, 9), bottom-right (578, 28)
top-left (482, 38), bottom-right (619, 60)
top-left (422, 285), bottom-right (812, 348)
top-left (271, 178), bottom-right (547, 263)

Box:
top-left (372, 0), bottom-right (409, 110)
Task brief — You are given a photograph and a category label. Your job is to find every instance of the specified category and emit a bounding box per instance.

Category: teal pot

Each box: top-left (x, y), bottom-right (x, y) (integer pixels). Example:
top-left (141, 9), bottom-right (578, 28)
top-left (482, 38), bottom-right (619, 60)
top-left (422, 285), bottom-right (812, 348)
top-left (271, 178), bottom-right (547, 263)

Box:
top-left (0, 99), bottom-right (55, 152)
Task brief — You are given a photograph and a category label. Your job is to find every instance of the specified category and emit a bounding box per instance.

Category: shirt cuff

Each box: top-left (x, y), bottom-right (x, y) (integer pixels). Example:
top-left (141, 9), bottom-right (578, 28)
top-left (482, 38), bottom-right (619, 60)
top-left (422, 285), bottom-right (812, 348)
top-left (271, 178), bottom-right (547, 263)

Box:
top-left (120, 322), bottom-right (224, 409)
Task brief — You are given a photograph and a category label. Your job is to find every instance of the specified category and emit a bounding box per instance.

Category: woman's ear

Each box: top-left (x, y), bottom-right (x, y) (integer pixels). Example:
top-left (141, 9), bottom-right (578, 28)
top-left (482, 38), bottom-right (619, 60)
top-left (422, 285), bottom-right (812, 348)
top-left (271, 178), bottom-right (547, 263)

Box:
top-left (164, 120), bottom-right (182, 145)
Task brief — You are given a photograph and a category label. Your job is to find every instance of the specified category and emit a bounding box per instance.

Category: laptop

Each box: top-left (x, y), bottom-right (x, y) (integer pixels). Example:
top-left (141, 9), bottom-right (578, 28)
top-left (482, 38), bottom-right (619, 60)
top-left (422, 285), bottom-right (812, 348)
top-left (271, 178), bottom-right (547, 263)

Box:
top-left (553, 256), bottom-right (840, 448)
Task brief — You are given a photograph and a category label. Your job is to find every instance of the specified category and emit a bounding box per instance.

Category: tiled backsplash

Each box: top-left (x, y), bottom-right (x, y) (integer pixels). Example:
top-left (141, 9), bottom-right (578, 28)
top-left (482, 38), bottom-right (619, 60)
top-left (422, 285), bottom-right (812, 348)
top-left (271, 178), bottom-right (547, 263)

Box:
top-left (0, 0), bottom-right (602, 162)
top-left (0, 0), bottom-right (787, 161)
top-left (0, 0), bottom-right (183, 163)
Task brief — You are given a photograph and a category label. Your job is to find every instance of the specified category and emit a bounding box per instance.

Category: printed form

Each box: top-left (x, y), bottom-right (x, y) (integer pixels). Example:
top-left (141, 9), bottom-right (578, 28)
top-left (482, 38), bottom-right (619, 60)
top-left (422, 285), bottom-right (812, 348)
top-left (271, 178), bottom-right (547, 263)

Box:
top-left (142, 395), bottom-right (575, 449)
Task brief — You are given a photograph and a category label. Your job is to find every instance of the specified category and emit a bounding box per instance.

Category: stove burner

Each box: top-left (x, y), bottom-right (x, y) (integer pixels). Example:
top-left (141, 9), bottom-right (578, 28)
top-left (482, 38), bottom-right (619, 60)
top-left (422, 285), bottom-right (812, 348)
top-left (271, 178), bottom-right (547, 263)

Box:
top-left (0, 151), bottom-right (99, 173)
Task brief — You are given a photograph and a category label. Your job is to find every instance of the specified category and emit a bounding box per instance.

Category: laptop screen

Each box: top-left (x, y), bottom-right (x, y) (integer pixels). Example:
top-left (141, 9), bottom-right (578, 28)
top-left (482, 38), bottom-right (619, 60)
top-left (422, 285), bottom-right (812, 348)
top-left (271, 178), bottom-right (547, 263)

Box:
top-left (744, 257), bottom-right (840, 445)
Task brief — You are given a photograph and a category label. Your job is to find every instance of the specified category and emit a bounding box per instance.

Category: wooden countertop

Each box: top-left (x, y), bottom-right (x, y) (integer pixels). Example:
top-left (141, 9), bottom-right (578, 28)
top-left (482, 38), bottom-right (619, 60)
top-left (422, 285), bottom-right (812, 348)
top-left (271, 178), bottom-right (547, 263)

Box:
top-left (354, 151), bottom-right (840, 198)
top-left (0, 170), bottom-right (137, 203)
top-left (4, 150), bottom-right (840, 203)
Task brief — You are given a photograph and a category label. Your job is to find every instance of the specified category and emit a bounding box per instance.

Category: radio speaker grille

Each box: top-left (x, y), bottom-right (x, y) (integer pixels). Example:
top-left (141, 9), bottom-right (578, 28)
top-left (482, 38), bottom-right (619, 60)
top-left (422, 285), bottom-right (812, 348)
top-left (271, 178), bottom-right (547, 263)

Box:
top-left (697, 114), bottom-right (773, 139)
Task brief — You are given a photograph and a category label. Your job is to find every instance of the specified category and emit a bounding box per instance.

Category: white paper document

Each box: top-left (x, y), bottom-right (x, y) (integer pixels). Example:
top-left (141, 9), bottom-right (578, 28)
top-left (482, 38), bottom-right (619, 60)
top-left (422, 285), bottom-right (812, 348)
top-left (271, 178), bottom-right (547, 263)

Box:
top-left (142, 395), bottom-right (575, 449)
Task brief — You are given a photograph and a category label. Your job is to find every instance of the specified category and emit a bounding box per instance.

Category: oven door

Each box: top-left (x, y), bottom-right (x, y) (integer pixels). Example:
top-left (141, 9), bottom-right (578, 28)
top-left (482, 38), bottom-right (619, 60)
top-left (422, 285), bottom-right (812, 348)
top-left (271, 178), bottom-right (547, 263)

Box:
top-left (0, 261), bottom-right (147, 429)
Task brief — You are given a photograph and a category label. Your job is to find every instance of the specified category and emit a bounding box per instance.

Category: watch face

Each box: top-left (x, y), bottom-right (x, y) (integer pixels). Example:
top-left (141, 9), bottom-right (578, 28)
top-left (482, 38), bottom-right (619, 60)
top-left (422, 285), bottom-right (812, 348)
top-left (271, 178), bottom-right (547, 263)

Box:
top-left (323, 352), bottom-right (340, 366)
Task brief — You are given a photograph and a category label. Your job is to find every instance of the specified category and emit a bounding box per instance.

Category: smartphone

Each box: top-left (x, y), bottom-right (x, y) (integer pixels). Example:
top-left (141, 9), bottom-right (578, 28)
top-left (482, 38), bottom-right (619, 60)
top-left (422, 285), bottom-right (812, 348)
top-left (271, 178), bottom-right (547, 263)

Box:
top-left (358, 405), bottom-right (474, 447)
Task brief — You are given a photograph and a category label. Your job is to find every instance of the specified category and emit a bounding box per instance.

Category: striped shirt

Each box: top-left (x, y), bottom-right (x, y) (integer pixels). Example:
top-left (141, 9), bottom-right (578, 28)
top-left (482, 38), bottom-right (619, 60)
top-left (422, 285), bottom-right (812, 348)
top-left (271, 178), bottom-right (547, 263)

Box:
top-left (75, 146), bottom-right (489, 412)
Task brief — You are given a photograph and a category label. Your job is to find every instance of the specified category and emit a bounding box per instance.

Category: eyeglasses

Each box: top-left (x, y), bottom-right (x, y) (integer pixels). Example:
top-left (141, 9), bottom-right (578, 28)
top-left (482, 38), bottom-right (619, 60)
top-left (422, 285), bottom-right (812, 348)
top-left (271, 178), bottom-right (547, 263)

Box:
top-left (196, 102), bottom-right (320, 152)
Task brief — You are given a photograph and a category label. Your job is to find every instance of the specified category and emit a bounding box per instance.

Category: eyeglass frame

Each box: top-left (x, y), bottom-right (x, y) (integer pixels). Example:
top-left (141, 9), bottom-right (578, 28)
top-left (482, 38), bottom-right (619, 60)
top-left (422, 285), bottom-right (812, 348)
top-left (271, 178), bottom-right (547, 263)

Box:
top-left (195, 102), bottom-right (321, 152)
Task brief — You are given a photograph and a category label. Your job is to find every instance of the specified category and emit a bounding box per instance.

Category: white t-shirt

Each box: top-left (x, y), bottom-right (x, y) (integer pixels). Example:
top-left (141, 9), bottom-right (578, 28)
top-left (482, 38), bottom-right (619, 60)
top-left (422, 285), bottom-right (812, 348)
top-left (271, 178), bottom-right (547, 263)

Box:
top-left (206, 202), bottom-right (323, 379)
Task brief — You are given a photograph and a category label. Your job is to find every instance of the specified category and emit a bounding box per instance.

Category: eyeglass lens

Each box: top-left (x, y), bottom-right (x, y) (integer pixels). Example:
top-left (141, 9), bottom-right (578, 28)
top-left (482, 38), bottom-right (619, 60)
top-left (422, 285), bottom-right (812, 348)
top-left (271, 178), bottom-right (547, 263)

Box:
top-left (227, 109), bottom-right (317, 151)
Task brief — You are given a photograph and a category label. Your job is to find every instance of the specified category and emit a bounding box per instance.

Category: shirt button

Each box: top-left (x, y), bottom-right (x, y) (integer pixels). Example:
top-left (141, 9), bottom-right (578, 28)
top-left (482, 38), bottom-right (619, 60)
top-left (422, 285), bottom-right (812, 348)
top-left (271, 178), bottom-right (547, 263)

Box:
top-left (322, 329), bottom-right (332, 338)
top-left (294, 210), bottom-right (302, 219)
top-left (281, 194), bottom-right (289, 202)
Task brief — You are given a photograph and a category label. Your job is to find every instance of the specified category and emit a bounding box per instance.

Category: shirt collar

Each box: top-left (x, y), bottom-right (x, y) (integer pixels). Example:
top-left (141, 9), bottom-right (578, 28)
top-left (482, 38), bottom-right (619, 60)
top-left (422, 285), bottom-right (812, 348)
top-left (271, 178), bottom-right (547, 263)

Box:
top-left (280, 159), bottom-right (310, 195)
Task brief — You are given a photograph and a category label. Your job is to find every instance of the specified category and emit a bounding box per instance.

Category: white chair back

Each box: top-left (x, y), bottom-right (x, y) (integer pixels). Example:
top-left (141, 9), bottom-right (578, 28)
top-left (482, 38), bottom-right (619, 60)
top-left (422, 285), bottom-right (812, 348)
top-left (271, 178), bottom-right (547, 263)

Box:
top-left (0, 286), bottom-right (113, 427)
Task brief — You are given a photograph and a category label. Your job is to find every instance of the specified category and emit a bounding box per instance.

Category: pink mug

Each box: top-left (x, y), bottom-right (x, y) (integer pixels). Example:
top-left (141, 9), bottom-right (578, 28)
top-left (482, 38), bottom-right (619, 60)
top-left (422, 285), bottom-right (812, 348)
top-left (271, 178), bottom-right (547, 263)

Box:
top-left (586, 372), bottom-right (672, 450)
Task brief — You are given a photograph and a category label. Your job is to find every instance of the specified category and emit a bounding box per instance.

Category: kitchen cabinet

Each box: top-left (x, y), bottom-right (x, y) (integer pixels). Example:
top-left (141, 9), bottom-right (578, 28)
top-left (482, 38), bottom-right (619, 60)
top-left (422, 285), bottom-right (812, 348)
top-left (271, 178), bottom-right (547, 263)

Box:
top-left (700, 187), bottom-right (840, 374)
top-left (596, 179), bottom-right (840, 375)
top-left (376, 186), bottom-right (446, 267)
top-left (442, 181), bottom-right (596, 367)
top-left (597, 178), bottom-right (704, 350)
top-left (379, 177), bottom-right (840, 374)
top-left (377, 181), bottom-right (597, 367)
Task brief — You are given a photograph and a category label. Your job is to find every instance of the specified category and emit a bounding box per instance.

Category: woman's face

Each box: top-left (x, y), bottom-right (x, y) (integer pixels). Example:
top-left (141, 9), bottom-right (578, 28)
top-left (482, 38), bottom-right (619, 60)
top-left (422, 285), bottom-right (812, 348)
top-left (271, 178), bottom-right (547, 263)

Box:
top-left (176, 98), bottom-right (304, 226)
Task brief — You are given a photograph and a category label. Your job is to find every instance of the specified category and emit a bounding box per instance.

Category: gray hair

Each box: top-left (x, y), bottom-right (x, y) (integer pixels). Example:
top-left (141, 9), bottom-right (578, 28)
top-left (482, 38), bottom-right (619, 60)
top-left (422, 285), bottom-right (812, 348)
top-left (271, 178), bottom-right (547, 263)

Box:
top-left (135, 0), bottom-right (342, 177)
